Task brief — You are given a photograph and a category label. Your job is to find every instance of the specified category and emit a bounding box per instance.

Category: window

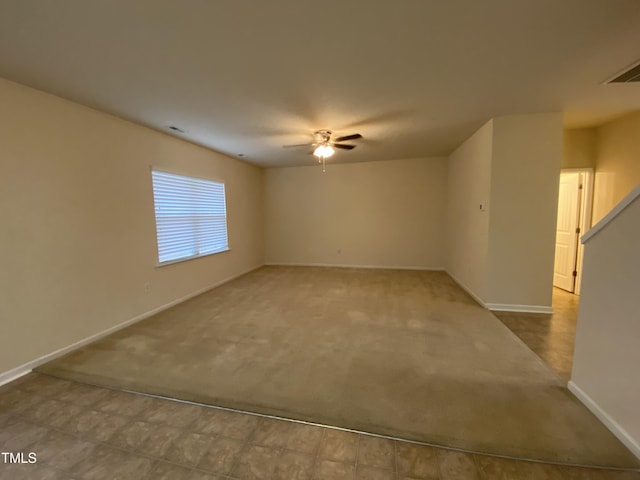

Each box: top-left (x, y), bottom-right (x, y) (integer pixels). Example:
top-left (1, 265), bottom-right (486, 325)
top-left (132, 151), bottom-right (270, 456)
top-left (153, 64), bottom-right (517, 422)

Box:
top-left (151, 170), bottom-right (229, 265)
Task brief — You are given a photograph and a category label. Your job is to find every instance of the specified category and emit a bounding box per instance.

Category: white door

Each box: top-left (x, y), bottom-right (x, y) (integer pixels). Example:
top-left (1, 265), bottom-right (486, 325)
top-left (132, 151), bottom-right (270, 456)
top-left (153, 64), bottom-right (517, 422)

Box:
top-left (553, 173), bottom-right (581, 292)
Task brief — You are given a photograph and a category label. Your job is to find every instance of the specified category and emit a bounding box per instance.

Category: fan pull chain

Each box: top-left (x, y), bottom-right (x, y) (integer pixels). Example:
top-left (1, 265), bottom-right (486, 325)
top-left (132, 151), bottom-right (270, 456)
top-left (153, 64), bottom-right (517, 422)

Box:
top-left (322, 156), bottom-right (326, 173)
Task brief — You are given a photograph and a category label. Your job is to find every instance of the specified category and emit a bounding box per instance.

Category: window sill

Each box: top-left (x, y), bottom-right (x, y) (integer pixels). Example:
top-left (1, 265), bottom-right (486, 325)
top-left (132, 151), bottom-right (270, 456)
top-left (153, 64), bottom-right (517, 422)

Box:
top-left (155, 248), bottom-right (230, 268)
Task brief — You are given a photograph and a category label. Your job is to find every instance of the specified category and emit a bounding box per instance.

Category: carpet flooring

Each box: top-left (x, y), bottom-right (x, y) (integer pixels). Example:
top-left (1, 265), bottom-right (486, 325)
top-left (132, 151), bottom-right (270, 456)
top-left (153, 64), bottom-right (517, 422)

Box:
top-left (37, 266), bottom-right (640, 468)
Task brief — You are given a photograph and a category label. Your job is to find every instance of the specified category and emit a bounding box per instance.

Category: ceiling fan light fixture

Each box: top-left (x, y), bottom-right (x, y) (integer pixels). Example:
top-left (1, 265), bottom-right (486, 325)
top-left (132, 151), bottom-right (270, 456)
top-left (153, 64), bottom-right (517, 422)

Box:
top-left (313, 144), bottom-right (335, 158)
top-left (283, 129), bottom-right (360, 172)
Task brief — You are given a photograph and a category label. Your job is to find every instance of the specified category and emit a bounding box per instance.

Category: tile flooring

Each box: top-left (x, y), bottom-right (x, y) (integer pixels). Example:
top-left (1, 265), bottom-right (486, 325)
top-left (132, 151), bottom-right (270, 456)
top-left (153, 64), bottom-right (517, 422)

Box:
top-left (1, 373), bottom-right (639, 479)
top-left (494, 288), bottom-right (579, 381)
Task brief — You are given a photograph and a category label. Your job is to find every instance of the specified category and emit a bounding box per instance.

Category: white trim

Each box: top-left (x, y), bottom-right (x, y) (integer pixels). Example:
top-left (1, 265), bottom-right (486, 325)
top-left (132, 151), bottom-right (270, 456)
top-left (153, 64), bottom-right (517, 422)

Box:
top-left (444, 270), bottom-right (487, 308)
top-left (265, 262), bottom-right (445, 271)
top-left (485, 304), bottom-right (553, 314)
top-left (575, 169), bottom-right (594, 295)
top-left (0, 264), bottom-right (262, 387)
top-left (0, 367), bottom-right (32, 387)
top-left (155, 247), bottom-right (231, 268)
top-left (581, 184), bottom-right (640, 244)
top-left (568, 381), bottom-right (640, 460)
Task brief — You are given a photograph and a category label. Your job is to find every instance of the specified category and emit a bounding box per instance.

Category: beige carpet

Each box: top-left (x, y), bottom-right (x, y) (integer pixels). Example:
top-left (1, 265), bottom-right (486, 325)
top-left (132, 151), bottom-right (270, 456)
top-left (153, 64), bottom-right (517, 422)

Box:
top-left (38, 266), bottom-right (640, 468)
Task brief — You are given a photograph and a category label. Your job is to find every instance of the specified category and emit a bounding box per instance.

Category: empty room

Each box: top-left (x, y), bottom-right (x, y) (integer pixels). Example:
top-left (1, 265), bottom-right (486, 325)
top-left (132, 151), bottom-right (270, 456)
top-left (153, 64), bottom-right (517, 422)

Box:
top-left (1, 1), bottom-right (640, 479)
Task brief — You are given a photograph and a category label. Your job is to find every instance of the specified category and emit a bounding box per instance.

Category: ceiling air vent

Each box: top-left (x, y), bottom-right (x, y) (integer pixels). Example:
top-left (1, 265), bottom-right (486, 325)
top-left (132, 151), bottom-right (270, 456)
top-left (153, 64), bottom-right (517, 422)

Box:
top-left (608, 60), bottom-right (640, 83)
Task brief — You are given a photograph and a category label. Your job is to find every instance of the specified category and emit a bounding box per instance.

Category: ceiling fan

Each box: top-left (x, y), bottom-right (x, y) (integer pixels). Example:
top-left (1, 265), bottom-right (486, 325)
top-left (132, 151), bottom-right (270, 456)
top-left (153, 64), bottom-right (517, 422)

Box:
top-left (283, 130), bottom-right (363, 172)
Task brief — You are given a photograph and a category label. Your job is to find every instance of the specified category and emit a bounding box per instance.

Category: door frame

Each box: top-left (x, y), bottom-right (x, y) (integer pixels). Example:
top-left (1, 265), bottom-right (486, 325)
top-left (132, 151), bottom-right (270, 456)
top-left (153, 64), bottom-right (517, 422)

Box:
top-left (560, 168), bottom-right (594, 295)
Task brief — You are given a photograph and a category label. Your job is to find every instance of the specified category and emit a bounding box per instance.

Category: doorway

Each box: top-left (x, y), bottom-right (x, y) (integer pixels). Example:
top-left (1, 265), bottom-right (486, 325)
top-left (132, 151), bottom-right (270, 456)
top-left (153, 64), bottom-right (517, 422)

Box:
top-left (553, 169), bottom-right (593, 294)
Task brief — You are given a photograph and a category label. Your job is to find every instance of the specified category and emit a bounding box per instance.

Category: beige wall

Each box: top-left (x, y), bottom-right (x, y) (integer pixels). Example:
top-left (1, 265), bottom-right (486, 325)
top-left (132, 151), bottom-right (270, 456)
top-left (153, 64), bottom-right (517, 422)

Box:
top-left (0, 78), bottom-right (264, 376)
top-left (264, 157), bottom-right (447, 269)
top-left (563, 128), bottom-right (596, 169)
top-left (486, 113), bottom-right (563, 308)
top-left (445, 120), bottom-right (493, 300)
top-left (592, 111), bottom-right (640, 223)
top-left (446, 113), bottom-right (562, 309)
top-left (571, 190), bottom-right (640, 457)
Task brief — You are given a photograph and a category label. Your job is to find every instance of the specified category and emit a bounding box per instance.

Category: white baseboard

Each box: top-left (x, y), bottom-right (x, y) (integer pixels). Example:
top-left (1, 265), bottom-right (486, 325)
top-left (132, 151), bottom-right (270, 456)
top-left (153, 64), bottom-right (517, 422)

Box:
top-left (0, 264), bottom-right (262, 387)
top-left (265, 262), bottom-right (445, 271)
top-left (444, 271), bottom-right (554, 314)
top-left (0, 368), bottom-right (32, 388)
top-left (444, 270), bottom-right (487, 308)
top-left (485, 303), bottom-right (553, 314)
top-left (568, 381), bottom-right (640, 460)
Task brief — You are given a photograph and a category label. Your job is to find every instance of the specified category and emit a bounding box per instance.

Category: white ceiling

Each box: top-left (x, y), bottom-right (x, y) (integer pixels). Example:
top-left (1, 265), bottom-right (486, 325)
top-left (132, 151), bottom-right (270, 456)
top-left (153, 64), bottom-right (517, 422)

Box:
top-left (1, 0), bottom-right (640, 167)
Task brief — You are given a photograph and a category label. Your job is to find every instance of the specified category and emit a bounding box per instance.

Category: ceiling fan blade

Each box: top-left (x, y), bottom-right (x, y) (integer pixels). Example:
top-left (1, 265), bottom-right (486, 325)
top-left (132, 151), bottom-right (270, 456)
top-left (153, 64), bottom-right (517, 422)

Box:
top-left (334, 133), bottom-right (362, 142)
top-left (282, 143), bottom-right (314, 148)
top-left (333, 143), bottom-right (356, 150)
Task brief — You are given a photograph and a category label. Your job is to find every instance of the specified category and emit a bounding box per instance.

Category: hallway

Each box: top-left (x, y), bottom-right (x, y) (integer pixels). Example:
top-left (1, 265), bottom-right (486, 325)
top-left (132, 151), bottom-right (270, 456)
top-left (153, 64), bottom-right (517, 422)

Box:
top-left (495, 288), bottom-right (579, 381)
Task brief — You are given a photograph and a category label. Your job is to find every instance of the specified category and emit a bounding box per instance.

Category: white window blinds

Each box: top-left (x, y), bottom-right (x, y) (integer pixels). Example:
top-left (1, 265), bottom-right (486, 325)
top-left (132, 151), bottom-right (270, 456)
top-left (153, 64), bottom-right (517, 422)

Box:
top-left (151, 170), bottom-right (229, 265)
